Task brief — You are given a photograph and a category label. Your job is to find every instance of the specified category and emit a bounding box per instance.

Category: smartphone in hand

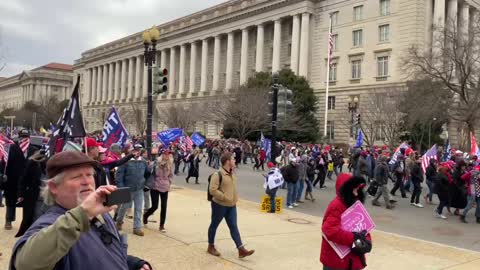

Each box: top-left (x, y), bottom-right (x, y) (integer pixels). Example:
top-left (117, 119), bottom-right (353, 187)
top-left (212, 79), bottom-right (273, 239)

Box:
top-left (104, 187), bottom-right (131, 206)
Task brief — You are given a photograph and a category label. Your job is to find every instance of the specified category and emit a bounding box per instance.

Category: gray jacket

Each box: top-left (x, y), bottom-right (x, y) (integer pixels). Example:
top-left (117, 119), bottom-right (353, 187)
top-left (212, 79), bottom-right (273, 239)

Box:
top-left (374, 162), bottom-right (389, 185)
top-left (116, 159), bottom-right (150, 192)
top-left (297, 161), bottom-right (308, 180)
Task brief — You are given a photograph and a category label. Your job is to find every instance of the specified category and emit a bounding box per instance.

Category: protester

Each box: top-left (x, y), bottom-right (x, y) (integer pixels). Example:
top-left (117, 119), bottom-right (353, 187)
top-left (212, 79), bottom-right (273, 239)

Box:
top-left (320, 173), bottom-right (371, 270)
top-left (390, 154), bottom-right (407, 198)
top-left (9, 151), bottom-right (151, 270)
top-left (207, 152), bottom-right (254, 258)
top-left (424, 159), bottom-right (437, 205)
top-left (459, 167), bottom-right (480, 223)
top-left (372, 155), bottom-right (394, 209)
top-left (143, 150), bottom-right (173, 232)
top-left (410, 156), bottom-right (424, 208)
top-left (281, 159), bottom-right (299, 209)
top-left (186, 149), bottom-right (202, 184)
top-left (115, 144), bottom-right (151, 236)
top-left (450, 160), bottom-right (468, 216)
top-left (296, 155), bottom-right (307, 204)
top-left (305, 157), bottom-right (316, 201)
top-left (264, 162), bottom-right (283, 213)
top-left (434, 166), bottom-right (451, 219)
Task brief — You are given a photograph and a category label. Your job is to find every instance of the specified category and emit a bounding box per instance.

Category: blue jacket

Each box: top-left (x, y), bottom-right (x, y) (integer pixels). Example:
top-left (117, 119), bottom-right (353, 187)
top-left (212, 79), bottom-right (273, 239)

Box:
top-left (116, 159), bottom-right (150, 192)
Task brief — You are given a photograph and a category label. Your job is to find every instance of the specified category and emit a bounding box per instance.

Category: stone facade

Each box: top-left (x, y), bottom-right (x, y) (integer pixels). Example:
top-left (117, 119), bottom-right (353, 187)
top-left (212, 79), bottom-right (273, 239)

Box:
top-left (0, 63), bottom-right (73, 110)
top-left (74, 0), bottom-right (480, 143)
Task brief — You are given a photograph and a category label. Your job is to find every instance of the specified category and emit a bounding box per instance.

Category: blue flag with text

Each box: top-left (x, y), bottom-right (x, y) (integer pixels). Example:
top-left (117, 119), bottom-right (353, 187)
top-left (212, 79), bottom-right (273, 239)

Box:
top-left (157, 128), bottom-right (183, 145)
top-left (102, 107), bottom-right (129, 149)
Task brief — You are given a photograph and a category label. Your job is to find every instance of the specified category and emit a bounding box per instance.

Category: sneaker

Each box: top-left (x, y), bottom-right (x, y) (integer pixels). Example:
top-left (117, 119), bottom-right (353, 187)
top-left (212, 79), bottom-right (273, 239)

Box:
top-left (4, 222), bottom-right (12, 230)
top-left (293, 203), bottom-right (299, 207)
top-left (288, 205), bottom-right (293, 209)
top-left (159, 225), bottom-right (166, 233)
top-left (320, 186), bottom-right (327, 190)
top-left (415, 203), bottom-right (424, 208)
top-left (372, 201), bottom-right (382, 207)
top-left (410, 202), bottom-right (416, 206)
top-left (434, 212), bottom-right (447, 219)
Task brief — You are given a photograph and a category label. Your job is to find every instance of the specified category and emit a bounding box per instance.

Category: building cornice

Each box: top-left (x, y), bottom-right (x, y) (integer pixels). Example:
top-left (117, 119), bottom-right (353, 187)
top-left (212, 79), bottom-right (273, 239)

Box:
top-left (78, 0), bottom-right (315, 65)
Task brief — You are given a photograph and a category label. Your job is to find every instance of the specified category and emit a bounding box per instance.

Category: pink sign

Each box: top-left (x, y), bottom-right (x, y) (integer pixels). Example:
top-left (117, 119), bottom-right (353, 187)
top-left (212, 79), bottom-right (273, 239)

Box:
top-left (323, 200), bottom-right (375, 259)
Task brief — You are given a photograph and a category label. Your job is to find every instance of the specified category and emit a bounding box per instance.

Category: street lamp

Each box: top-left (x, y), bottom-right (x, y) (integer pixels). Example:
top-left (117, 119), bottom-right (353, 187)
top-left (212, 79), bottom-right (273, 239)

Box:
top-left (348, 96), bottom-right (359, 138)
top-left (270, 73), bottom-right (280, 163)
top-left (143, 26), bottom-right (160, 160)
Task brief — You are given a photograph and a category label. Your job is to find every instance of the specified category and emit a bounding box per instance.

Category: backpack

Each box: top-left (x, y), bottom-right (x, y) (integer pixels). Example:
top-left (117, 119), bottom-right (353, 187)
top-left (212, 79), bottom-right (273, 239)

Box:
top-left (207, 171), bottom-right (223, 201)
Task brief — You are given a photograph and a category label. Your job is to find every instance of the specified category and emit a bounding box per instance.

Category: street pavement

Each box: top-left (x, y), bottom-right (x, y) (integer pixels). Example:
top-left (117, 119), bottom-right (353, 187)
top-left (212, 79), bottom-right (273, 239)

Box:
top-left (175, 161), bottom-right (480, 252)
top-left (1, 184), bottom-right (480, 270)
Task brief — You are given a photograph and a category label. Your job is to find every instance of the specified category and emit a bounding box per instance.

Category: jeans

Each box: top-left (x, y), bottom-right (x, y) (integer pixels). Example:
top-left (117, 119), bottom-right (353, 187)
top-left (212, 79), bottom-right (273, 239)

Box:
top-left (174, 160), bottom-right (181, 175)
top-left (208, 201), bottom-right (243, 248)
top-left (462, 195), bottom-right (480, 217)
top-left (410, 182), bottom-right (422, 204)
top-left (287, 182), bottom-right (297, 206)
top-left (116, 189), bottom-right (144, 230)
top-left (306, 176), bottom-right (314, 193)
top-left (0, 190), bottom-right (3, 205)
top-left (296, 179), bottom-right (304, 201)
top-left (426, 178), bottom-right (434, 202)
top-left (144, 190), bottom-right (168, 226)
top-left (212, 155), bottom-right (220, 169)
top-left (266, 187), bottom-right (278, 213)
top-left (404, 177), bottom-right (413, 192)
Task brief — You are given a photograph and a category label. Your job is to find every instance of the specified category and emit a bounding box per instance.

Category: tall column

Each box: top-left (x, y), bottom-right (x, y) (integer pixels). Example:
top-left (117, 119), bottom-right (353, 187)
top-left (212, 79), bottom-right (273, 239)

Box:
top-left (102, 64), bottom-right (108, 102)
top-left (143, 56), bottom-right (148, 98)
top-left (108, 63), bottom-right (114, 102)
top-left (189, 42), bottom-right (197, 93)
top-left (433, 0), bottom-right (446, 57)
top-left (91, 67), bottom-right (97, 103)
top-left (135, 55), bottom-right (142, 99)
top-left (299, 13), bottom-right (311, 78)
top-left (179, 44), bottom-right (187, 94)
top-left (226, 32), bottom-right (234, 90)
top-left (459, 2), bottom-right (469, 39)
top-left (200, 38), bottom-right (209, 93)
top-left (121, 59), bottom-right (127, 100)
top-left (240, 28), bottom-right (249, 85)
top-left (114, 61), bottom-right (120, 101)
top-left (96, 66), bottom-right (102, 102)
top-left (447, 0), bottom-right (458, 31)
top-left (160, 49), bottom-right (167, 70)
top-left (256, 24), bottom-right (265, 72)
top-left (291, 14), bottom-right (301, 74)
top-left (169, 47), bottom-right (177, 94)
top-left (425, 0), bottom-right (433, 55)
top-left (212, 36), bottom-right (221, 91)
top-left (128, 58), bottom-right (134, 99)
top-left (85, 68), bottom-right (92, 103)
top-left (272, 19), bottom-right (282, 73)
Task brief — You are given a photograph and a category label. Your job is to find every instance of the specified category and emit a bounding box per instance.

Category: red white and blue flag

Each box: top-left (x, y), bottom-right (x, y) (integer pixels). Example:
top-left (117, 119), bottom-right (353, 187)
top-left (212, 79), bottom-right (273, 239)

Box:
top-left (470, 132), bottom-right (480, 157)
top-left (421, 145), bottom-right (438, 174)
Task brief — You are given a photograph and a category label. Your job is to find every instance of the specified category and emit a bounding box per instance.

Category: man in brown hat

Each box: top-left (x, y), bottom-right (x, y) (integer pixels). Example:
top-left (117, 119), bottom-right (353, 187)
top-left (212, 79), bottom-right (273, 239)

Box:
top-left (9, 151), bottom-right (151, 270)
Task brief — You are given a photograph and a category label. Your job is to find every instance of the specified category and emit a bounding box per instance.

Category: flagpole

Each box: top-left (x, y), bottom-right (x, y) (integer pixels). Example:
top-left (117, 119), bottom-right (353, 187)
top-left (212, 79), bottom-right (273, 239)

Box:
top-left (324, 14), bottom-right (333, 137)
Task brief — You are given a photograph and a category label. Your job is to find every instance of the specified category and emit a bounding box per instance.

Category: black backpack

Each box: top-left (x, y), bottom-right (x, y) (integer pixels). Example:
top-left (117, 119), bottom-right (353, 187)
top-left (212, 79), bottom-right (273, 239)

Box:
top-left (207, 171), bottom-right (222, 201)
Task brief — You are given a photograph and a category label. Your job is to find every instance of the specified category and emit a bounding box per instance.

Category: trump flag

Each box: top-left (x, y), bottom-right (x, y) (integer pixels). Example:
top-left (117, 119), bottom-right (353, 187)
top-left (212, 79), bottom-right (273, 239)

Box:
top-left (102, 107), bottom-right (129, 149)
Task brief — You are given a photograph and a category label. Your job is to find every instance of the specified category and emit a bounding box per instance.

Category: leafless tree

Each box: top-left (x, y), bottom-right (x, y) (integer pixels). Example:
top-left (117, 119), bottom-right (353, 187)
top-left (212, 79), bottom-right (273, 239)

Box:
top-left (121, 103), bottom-right (147, 136)
top-left (157, 103), bottom-right (204, 132)
top-left (23, 95), bottom-right (69, 126)
top-left (404, 17), bottom-right (480, 149)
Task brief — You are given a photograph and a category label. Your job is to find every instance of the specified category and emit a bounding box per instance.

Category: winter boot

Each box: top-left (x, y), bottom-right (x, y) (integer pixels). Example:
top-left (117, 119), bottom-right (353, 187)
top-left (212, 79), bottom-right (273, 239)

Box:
top-left (304, 193), bottom-right (311, 201)
top-left (207, 244), bottom-right (221, 256)
top-left (238, 246), bottom-right (255, 258)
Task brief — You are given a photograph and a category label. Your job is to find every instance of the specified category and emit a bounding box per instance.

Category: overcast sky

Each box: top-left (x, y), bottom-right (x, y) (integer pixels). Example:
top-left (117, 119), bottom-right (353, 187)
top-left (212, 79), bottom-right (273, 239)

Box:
top-left (0, 0), bottom-right (226, 77)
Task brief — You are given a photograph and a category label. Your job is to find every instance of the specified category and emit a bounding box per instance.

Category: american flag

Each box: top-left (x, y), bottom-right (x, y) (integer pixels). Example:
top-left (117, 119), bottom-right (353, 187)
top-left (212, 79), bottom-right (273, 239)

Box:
top-left (442, 139), bottom-right (451, 162)
top-left (328, 14), bottom-right (334, 66)
top-left (19, 137), bottom-right (30, 155)
top-left (179, 135), bottom-right (193, 152)
top-left (0, 135), bottom-right (13, 163)
top-left (422, 145), bottom-right (438, 174)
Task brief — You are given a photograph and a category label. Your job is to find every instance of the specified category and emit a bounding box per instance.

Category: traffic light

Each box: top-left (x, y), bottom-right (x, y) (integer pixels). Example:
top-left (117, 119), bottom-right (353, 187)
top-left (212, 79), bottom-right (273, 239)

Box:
top-left (268, 85), bottom-right (293, 120)
top-left (354, 113), bottom-right (361, 125)
top-left (153, 67), bottom-right (168, 95)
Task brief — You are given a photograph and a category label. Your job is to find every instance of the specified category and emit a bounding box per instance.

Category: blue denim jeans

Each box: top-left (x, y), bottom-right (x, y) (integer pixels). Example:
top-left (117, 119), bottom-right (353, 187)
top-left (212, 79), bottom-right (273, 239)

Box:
top-left (287, 182), bottom-right (297, 206)
top-left (306, 176), bottom-right (314, 193)
top-left (266, 187), bottom-right (278, 213)
top-left (463, 195), bottom-right (480, 217)
top-left (296, 179), bottom-right (304, 201)
top-left (426, 178), bottom-right (434, 202)
top-left (208, 201), bottom-right (243, 248)
top-left (116, 189), bottom-right (144, 230)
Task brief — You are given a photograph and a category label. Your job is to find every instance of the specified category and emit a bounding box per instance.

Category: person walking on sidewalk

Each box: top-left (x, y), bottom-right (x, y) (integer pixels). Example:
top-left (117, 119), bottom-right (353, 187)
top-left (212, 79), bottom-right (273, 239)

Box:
top-left (143, 150), bottom-right (173, 232)
top-left (207, 152), bottom-right (254, 258)
top-left (371, 155), bottom-right (394, 209)
top-left (115, 145), bottom-right (151, 237)
top-left (296, 155), bottom-right (308, 204)
top-left (424, 159), bottom-right (437, 205)
top-left (281, 159), bottom-right (299, 209)
top-left (410, 156), bottom-right (424, 208)
top-left (390, 154), bottom-right (407, 198)
top-left (320, 173), bottom-right (371, 270)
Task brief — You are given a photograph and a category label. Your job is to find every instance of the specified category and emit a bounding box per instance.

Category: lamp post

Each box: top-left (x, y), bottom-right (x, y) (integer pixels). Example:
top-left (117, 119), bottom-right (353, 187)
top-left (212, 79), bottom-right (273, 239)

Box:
top-left (270, 73), bottom-right (280, 163)
top-left (348, 96), bottom-right (359, 139)
top-left (428, 117), bottom-right (437, 147)
top-left (4, 115), bottom-right (15, 133)
top-left (142, 26), bottom-right (160, 160)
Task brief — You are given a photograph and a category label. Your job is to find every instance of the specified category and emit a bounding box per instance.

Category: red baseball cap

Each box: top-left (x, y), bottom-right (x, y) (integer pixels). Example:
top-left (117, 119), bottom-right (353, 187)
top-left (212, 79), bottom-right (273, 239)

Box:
top-left (86, 138), bottom-right (102, 148)
top-left (267, 162), bottom-right (275, 168)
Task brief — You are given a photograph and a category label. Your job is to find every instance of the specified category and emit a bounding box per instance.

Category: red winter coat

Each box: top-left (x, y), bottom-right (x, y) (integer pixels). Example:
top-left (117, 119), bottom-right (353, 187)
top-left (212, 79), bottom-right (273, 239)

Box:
top-left (320, 174), bottom-right (371, 270)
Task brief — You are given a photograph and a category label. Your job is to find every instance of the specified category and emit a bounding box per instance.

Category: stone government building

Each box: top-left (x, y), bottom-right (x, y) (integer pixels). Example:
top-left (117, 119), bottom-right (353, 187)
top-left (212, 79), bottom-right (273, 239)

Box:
top-left (74, 0), bottom-right (479, 144)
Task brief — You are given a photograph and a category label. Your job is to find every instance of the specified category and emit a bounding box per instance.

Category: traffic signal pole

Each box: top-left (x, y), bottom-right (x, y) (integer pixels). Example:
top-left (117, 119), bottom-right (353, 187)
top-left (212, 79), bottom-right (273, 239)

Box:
top-left (144, 40), bottom-right (156, 160)
top-left (271, 74), bottom-right (279, 164)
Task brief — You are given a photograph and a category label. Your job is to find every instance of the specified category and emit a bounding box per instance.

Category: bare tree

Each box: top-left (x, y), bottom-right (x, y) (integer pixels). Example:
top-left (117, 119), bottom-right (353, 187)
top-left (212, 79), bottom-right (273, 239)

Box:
top-left (121, 103), bottom-right (147, 136)
top-left (157, 103), bottom-right (204, 131)
top-left (404, 18), bottom-right (480, 148)
top-left (23, 95), bottom-right (69, 126)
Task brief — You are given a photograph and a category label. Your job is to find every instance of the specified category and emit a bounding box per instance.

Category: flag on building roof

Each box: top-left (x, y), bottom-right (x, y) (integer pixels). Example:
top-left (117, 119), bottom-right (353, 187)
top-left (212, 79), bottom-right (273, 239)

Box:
top-left (421, 145), bottom-right (437, 174)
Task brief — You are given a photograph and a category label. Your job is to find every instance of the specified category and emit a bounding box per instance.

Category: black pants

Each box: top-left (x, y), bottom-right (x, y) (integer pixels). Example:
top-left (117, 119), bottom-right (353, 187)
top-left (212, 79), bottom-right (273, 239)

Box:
top-left (16, 199), bottom-right (36, 237)
top-left (144, 190), bottom-right (168, 226)
top-left (6, 206), bottom-right (16, 222)
top-left (314, 168), bottom-right (326, 188)
top-left (174, 160), bottom-right (181, 175)
top-left (391, 174), bottom-right (406, 197)
top-left (410, 182), bottom-right (422, 204)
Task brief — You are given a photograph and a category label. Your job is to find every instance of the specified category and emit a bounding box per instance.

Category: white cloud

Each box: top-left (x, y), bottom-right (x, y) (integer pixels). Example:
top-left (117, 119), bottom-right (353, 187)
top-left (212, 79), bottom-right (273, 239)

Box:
top-left (0, 1), bottom-right (31, 16)
top-left (0, 62), bottom-right (36, 77)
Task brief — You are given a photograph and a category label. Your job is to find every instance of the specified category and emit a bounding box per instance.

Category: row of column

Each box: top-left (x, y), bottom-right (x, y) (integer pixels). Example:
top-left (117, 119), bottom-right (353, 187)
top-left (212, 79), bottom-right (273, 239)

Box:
top-left (164, 12), bottom-right (311, 95)
top-left (22, 84), bottom-right (69, 103)
top-left (85, 55), bottom-right (147, 104)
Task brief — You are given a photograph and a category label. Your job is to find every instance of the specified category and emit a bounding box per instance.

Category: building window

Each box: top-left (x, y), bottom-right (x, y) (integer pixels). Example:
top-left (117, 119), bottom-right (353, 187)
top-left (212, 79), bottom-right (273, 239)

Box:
top-left (379, 24), bottom-right (390, 42)
top-left (328, 96), bottom-right (336, 110)
top-left (375, 122), bottom-right (386, 141)
top-left (327, 121), bottom-right (335, 140)
top-left (351, 60), bottom-right (362, 79)
top-left (331, 11), bottom-right (339, 26)
top-left (380, 0), bottom-right (390, 16)
top-left (332, 34), bottom-right (338, 51)
top-left (288, 43), bottom-right (292, 57)
top-left (329, 63), bottom-right (337, 82)
top-left (377, 56), bottom-right (389, 79)
top-left (354, 5), bottom-right (363, 21)
top-left (353, 30), bottom-right (363, 47)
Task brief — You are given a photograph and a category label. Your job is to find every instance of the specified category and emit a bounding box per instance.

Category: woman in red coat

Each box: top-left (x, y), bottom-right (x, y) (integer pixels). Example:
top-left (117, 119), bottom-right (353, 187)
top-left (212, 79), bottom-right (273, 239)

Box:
top-left (320, 173), bottom-right (371, 270)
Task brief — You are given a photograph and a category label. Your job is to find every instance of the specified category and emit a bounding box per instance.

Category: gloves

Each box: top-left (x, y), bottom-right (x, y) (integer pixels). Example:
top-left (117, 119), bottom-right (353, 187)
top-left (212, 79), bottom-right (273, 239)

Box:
top-left (351, 230), bottom-right (372, 255)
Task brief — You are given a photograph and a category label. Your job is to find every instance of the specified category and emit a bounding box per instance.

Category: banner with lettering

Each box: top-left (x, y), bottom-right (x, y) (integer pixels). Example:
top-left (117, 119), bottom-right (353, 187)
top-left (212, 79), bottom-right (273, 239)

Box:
top-left (102, 107), bottom-right (129, 149)
top-left (190, 132), bottom-right (206, 146)
top-left (157, 128), bottom-right (183, 146)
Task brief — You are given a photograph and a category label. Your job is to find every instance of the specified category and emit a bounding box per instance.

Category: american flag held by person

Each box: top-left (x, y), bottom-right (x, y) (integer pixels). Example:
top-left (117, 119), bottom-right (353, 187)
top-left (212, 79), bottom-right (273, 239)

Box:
top-left (0, 135), bottom-right (13, 163)
top-left (179, 135), bottom-right (193, 152)
top-left (421, 145), bottom-right (438, 174)
top-left (19, 137), bottom-right (30, 155)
